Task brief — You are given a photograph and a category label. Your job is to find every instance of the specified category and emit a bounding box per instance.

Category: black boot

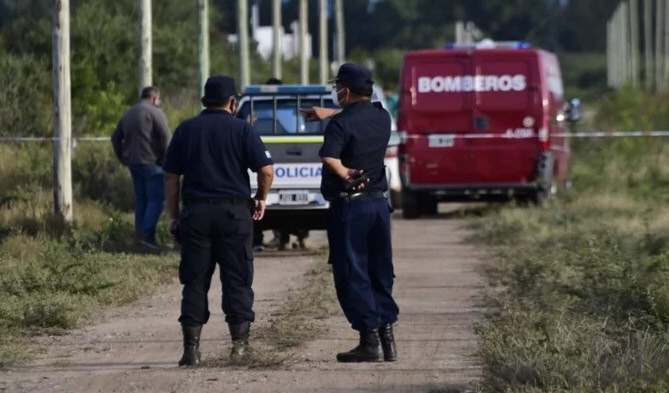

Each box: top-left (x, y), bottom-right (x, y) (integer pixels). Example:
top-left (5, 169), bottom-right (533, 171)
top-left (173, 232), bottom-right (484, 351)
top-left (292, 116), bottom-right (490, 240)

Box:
top-left (228, 321), bottom-right (251, 359)
top-left (336, 329), bottom-right (382, 363)
top-left (178, 324), bottom-right (202, 367)
top-left (379, 323), bottom-right (397, 361)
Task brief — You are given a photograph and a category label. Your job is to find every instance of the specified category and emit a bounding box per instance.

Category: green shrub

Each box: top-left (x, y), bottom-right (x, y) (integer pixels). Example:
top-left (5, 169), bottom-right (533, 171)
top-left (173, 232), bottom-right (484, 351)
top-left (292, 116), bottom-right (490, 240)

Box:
top-left (72, 143), bottom-right (134, 211)
top-left (0, 54), bottom-right (52, 138)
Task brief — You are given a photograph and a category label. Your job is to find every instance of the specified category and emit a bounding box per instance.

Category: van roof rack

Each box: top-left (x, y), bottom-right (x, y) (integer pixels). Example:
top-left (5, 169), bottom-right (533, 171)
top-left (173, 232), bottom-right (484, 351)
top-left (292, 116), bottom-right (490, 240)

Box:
top-left (443, 39), bottom-right (531, 50)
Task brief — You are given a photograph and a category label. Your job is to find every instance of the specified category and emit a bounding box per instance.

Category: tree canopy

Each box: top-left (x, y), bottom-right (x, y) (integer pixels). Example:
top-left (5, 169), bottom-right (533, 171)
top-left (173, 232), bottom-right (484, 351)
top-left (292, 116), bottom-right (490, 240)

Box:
top-left (0, 0), bottom-right (620, 137)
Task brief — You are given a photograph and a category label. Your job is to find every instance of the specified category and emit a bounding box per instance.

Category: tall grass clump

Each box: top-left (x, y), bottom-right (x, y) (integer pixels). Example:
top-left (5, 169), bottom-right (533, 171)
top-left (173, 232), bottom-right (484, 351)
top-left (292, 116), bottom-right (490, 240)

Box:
top-left (0, 144), bottom-right (178, 368)
top-left (471, 87), bottom-right (669, 393)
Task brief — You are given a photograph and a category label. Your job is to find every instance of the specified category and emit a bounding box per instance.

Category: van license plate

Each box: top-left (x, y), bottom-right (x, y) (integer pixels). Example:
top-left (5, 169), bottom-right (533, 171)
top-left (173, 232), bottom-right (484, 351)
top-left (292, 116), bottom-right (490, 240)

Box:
top-left (428, 134), bottom-right (455, 147)
top-left (278, 190), bottom-right (310, 205)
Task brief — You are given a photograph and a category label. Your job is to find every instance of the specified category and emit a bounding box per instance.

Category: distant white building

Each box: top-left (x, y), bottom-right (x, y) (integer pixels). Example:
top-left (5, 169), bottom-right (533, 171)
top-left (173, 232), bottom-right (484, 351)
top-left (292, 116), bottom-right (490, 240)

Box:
top-left (228, 3), bottom-right (312, 61)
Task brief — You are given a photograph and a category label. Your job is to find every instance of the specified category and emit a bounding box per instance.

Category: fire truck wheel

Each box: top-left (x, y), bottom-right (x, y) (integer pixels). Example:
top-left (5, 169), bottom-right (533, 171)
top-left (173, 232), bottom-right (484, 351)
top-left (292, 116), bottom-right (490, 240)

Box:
top-left (531, 177), bottom-right (557, 206)
top-left (419, 194), bottom-right (438, 216)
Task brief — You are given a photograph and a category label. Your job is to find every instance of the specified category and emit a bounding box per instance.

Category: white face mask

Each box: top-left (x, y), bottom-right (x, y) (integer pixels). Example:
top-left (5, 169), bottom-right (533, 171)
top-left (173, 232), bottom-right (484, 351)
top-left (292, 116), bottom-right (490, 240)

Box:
top-left (331, 87), bottom-right (344, 107)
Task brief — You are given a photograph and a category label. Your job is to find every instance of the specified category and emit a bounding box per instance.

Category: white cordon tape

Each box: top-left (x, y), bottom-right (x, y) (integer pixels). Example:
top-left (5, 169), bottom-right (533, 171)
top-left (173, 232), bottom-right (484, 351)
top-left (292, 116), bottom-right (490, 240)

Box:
top-left (3, 131), bottom-right (669, 143)
top-left (553, 131), bottom-right (669, 138)
top-left (402, 131), bottom-right (669, 139)
top-left (0, 137), bottom-right (110, 142)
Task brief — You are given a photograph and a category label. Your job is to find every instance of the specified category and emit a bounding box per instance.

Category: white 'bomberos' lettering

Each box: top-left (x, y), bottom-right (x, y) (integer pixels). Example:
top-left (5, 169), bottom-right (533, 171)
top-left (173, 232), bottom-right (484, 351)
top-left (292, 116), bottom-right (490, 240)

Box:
top-left (417, 74), bottom-right (526, 93)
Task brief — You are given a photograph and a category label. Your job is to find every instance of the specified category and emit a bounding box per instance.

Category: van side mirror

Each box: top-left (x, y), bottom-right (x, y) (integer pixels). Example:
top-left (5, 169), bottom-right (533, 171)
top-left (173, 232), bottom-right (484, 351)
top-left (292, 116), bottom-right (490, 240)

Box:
top-left (565, 98), bottom-right (581, 122)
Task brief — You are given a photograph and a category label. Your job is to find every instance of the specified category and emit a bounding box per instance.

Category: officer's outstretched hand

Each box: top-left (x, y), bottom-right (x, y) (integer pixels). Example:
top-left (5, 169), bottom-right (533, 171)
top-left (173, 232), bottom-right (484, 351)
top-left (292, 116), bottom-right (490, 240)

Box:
top-left (299, 107), bottom-right (340, 122)
top-left (252, 199), bottom-right (266, 221)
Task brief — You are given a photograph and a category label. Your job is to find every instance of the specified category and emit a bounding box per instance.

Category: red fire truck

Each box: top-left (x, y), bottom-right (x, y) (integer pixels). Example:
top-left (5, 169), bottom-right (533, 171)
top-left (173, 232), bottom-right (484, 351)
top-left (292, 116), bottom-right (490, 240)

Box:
top-left (397, 41), bottom-right (581, 218)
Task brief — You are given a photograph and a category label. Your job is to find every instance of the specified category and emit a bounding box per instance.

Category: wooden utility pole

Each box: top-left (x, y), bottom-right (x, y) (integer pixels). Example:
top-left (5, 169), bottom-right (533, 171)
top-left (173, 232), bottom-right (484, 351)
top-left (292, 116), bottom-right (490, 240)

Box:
top-left (616, 6), bottom-right (624, 87)
top-left (272, 0), bottom-right (282, 79)
top-left (318, 0), bottom-right (328, 84)
top-left (644, 0), bottom-right (653, 90)
top-left (299, 0), bottom-right (309, 84)
top-left (197, 0), bottom-right (209, 101)
top-left (607, 17), bottom-right (613, 87)
top-left (53, 0), bottom-right (73, 223)
top-left (455, 21), bottom-right (465, 44)
top-left (665, 0), bottom-right (669, 90)
top-left (622, 4), bottom-right (630, 84)
top-left (238, 0), bottom-right (250, 88)
top-left (631, 0), bottom-right (640, 87)
top-left (335, 0), bottom-right (345, 68)
top-left (609, 6), bottom-right (619, 87)
top-left (656, 0), bottom-right (665, 89)
top-left (139, 0), bottom-right (152, 92)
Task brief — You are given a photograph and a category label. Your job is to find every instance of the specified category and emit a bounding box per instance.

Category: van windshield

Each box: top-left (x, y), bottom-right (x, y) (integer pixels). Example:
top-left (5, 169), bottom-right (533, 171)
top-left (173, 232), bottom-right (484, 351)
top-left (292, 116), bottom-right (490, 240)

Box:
top-left (238, 98), bottom-right (338, 135)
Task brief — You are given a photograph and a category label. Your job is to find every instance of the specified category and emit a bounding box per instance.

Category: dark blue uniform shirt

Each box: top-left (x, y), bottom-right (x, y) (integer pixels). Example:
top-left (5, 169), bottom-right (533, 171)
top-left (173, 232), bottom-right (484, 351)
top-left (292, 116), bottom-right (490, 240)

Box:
top-left (163, 109), bottom-right (273, 201)
top-left (319, 101), bottom-right (391, 200)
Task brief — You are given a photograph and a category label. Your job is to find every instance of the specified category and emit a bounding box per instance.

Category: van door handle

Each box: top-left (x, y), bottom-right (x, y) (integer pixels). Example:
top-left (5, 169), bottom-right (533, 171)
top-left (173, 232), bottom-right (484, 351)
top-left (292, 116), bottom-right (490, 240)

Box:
top-left (286, 147), bottom-right (302, 156)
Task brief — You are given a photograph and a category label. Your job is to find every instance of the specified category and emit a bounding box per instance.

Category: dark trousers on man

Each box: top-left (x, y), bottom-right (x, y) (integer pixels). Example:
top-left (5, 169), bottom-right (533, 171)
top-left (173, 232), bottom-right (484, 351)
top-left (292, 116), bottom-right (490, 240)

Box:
top-left (327, 197), bottom-right (399, 331)
top-left (178, 200), bottom-right (255, 327)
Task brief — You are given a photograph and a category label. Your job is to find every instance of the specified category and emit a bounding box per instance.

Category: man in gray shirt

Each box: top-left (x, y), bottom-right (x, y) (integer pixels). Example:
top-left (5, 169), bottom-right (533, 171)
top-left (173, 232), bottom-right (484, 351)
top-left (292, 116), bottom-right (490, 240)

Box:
top-left (112, 86), bottom-right (171, 248)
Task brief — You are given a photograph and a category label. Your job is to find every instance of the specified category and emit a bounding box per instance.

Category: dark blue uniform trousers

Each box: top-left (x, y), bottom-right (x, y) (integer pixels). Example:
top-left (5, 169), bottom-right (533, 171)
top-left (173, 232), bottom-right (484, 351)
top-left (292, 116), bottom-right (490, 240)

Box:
top-left (327, 197), bottom-right (399, 331)
top-left (178, 202), bottom-right (255, 327)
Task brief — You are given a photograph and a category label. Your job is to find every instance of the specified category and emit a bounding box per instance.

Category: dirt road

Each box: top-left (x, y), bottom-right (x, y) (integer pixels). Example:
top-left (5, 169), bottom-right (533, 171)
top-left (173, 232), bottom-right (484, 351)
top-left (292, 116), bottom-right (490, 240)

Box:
top-left (2, 206), bottom-right (483, 393)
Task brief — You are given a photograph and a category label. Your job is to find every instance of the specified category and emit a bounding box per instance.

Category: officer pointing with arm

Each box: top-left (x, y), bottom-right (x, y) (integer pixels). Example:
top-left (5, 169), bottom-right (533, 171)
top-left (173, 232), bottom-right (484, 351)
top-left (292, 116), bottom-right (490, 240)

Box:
top-left (162, 76), bottom-right (274, 367)
top-left (312, 63), bottom-right (399, 363)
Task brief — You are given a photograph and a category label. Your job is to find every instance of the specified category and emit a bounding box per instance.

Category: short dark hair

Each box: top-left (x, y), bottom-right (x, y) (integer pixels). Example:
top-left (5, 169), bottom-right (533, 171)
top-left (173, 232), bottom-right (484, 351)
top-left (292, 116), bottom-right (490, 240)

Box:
top-left (140, 86), bottom-right (159, 100)
top-left (202, 95), bottom-right (234, 108)
top-left (339, 83), bottom-right (372, 98)
top-left (265, 77), bottom-right (282, 85)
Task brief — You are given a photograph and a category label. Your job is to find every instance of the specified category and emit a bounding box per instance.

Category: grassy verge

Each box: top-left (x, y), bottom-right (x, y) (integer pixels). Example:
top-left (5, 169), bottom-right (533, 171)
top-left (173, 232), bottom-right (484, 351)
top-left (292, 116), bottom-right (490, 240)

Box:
top-left (0, 144), bottom-right (178, 368)
top-left (470, 137), bottom-right (669, 392)
top-left (202, 252), bottom-right (337, 368)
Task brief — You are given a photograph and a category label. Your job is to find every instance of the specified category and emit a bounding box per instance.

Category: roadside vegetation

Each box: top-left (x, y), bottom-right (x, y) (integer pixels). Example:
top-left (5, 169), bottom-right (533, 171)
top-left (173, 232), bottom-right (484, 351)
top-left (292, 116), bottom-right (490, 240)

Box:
top-left (0, 143), bottom-right (178, 367)
top-left (471, 88), bottom-right (669, 393)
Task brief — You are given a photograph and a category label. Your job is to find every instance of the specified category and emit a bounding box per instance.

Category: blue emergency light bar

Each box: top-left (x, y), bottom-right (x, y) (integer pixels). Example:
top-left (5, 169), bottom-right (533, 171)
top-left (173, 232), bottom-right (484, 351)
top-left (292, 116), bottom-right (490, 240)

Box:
top-left (243, 85), bottom-right (330, 94)
top-left (443, 40), bottom-right (531, 50)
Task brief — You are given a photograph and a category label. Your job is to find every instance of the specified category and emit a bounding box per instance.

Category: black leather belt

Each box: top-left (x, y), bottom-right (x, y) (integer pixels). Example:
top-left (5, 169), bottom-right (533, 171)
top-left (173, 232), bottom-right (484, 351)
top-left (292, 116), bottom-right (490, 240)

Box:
top-left (334, 191), bottom-right (386, 203)
top-left (184, 197), bottom-right (250, 206)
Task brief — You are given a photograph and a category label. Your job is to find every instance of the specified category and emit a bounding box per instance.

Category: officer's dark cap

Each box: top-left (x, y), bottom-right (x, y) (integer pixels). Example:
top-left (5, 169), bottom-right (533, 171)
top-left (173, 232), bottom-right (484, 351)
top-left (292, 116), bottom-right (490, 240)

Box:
top-left (203, 75), bottom-right (237, 105)
top-left (329, 63), bottom-right (374, 96)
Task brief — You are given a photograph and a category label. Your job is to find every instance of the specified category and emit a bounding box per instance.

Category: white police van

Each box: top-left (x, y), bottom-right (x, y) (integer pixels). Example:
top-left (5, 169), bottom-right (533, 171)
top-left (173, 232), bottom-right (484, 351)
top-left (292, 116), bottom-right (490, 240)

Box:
top-left (237, 84), bottom-right (398, 234)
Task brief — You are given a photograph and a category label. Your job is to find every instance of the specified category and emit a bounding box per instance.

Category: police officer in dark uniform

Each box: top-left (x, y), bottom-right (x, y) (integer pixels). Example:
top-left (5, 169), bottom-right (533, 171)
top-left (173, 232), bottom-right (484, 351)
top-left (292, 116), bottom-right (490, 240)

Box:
top-left (162, 75), bottom-right (274, 367)
top-left (315, 63), bottom-right (399, 362)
